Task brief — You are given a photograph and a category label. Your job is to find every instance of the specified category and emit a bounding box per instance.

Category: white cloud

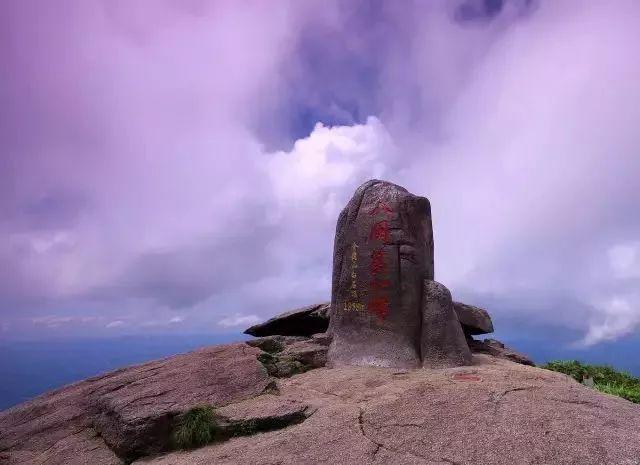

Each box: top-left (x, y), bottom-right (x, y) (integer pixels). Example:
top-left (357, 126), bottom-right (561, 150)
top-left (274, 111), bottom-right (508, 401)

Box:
top-left (106, 320), bottom-right (125, 328)
top-left (218, 313), bottom-right (262, 328)
top-left (267, 117), bottom-right (393, 212)
top-left (609, 242), bottom-right (640, 279)
top-left (31, 315), bottom-right (102, 328)
top-left (580, 296), bottom-right (640, 346)
top-left (5, 1), bottom-right (640, 348)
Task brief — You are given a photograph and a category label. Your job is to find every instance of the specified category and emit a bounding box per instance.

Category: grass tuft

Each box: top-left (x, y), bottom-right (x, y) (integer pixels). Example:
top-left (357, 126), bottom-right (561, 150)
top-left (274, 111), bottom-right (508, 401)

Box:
top-left (543, 360), bottom-right (640, 404)
top-left (172, 405), bottom-right (220, 449)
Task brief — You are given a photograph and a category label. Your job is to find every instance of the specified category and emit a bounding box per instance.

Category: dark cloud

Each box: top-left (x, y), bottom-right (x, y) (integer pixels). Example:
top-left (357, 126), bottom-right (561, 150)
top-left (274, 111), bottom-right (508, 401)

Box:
top-left (455, 0), bottom-right (536, 22)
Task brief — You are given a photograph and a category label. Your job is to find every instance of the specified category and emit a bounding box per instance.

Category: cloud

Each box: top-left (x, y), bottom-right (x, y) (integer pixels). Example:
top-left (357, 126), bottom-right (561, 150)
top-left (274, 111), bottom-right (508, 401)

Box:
top-left (609, 243), bottom-right (640, 280)
top-left (581, 296), bottom-right (640, 347)
top-left (106, 320), bottom-right (125, 329)
top-left (218, 314), bottom-right (262, 328)
top-left (267, 117), bottom-right (392, 210)
top-left (389, 0), bottom-right (640, 344)
top-left (31, 315), bottom-right (102, 329)
top-left (1, 0), bottom-right (640, 347)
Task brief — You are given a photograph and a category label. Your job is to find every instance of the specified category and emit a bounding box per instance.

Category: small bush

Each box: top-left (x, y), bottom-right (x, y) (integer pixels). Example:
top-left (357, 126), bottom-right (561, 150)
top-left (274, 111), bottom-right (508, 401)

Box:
top-left (543, 360), bottom-right (640, 404)
top-left (596, 382), bottom-right (640, 404)
top-left (172, 406), bottom-right (220, 449)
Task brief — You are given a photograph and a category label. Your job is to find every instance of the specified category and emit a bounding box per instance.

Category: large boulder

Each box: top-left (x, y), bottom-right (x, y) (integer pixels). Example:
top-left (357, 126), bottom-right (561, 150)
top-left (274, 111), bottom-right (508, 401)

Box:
top-left (454, 301), bottom-right (494, 335)
top-left (421, 280), bottom-right (472, 368)
top-left (327, 180), bottom-right (434, 368)
top-left (0, 343), bottom-right (273, 464)
top-left (467, 337), bottom-right (535, 366)
top-left (244, 303), bottom-right (330, 337)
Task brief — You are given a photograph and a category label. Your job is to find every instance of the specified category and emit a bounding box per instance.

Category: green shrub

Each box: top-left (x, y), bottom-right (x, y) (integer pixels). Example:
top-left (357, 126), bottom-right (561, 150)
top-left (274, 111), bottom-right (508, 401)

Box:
top-left (172, 406), bottom-right (221, 449)
top-left (595, 382), bottom-right (640, 404)
top-left (543, 360), bottom-right (640, 404)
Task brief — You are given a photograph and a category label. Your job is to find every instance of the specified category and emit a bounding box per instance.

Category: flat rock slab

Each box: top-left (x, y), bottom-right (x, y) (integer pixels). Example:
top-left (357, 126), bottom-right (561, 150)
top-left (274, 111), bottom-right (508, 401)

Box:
top-left (468, 337), bottom-right (535, 366)
top-left (0, 343), bottom-right (272, 464)
top-left (216, 394), bottom-right (315, 426)
top-left (133, 356), bottom-right (640, 465)
top-left (453, 301), bottom-right (494, 335)
top-left (0, 427), bottom-right (122, 465)
top-left (244, 303), bottom-right (330, 337)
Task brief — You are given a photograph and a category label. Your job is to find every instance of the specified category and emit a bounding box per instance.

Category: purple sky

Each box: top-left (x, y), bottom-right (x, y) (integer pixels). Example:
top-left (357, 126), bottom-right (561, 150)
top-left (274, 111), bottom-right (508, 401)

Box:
top-left (2, 0), bottom-right (640, 346)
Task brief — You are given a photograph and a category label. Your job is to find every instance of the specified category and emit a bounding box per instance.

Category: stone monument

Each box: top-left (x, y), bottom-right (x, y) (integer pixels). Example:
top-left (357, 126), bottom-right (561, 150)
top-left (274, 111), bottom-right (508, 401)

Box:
top-left (327, 179), bottom-right (471, 369)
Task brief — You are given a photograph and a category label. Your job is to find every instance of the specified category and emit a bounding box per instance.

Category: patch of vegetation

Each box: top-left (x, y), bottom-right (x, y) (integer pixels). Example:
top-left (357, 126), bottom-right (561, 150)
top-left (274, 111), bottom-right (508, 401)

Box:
top-left (543, 360), bottom-right (640, 404)
top-left (172, 406), bottom-right (221, 449)
top-left (170, 404), bottom-right (309, 452)
top-left (596, 382), bottom-right (640, 404)
top-left (257, 352), bottom-right (277, 366)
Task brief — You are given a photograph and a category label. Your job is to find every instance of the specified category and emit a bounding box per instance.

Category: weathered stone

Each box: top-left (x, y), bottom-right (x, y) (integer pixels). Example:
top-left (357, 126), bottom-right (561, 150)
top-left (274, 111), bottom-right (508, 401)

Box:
top-left (244, 303), bottom-right (330, 337)
top-left (421, 280), bottom-right (473, 368)
top-left (310, 332), bottom-right (332, 346)
top-left (215, 395), bottom-right (315, 437)
top-left (87, 343), bottom-right (272, 462)
top-left (328, 180), bottom-right (434, 368)
top-left (257, 340), bottom-right (328, 378)
top-left (468, 337), bottom-right (535, 366)
top-left (245, 335), bottom-right (309, 353)
top-left (243, 300), bottom-right (495, 339)
top-left (132, 356), bottom-right (640, 465)
top-left (0, 343), bottom-right (273, 464)
top-left (7, 337), bottom-right (630, 465)
top-left (281, 341), bottom-right (328, 369)
top-left (453, 301), bottom-right (494, 335)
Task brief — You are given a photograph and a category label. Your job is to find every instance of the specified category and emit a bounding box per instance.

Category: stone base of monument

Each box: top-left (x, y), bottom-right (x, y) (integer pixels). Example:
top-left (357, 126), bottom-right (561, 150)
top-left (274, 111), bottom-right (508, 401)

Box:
top-left (327, 279), bottom-right (473, 370)
top-left (326, 328), bottom-right (421, 369)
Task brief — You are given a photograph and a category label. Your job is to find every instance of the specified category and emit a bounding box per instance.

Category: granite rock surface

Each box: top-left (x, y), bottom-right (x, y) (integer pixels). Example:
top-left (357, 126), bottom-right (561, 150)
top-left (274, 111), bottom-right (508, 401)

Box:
top-left (328, 180), bottom-right (434, 369)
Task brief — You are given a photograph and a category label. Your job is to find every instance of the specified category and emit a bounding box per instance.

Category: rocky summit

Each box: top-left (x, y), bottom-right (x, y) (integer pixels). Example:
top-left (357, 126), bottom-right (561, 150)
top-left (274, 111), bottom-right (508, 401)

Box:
top-left (2, 180), bottom-right (639, 465)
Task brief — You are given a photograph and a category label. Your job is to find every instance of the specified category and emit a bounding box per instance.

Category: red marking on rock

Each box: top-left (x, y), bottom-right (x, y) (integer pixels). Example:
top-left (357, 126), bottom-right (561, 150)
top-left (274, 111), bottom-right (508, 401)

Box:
top-left (370, 279), bottom-right (391, 290)
top-left (368, 296), bottom-right (390, 320)
top-left (369, 220), bottom-right (391, 243)
top-left (369, 201), bottom-right (393, 216)
top-left (369, 249), bottom-right (387, 275)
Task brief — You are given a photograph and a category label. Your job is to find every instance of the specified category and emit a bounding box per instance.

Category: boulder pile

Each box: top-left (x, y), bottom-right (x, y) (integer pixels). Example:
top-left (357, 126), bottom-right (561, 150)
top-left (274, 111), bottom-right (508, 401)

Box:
top-left (244, 300), bottom-right (532, 368)
top-left (245, 179), bottom-right (531, 368)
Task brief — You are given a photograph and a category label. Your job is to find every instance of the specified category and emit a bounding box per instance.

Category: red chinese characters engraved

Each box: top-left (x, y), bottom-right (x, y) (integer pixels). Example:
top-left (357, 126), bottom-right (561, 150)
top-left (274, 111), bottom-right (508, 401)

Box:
top-left (367, 200), bottom-right (394, 321)
top-left (369, 249), bottom-right (386, 275)
top-left (369, 201), bottom-right (393, 217)
top-left (369, 279), bottom-right (391, 290)
top-left (368, 296), bottom-right (389, 319)
top-left (369, 220), bottom-right (391, 243)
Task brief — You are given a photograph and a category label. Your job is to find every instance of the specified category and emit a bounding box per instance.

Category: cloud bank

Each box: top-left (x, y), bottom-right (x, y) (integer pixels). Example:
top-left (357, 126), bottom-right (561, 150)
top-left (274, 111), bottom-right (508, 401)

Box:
top-left (1, 0), bottom-right (640, 346)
